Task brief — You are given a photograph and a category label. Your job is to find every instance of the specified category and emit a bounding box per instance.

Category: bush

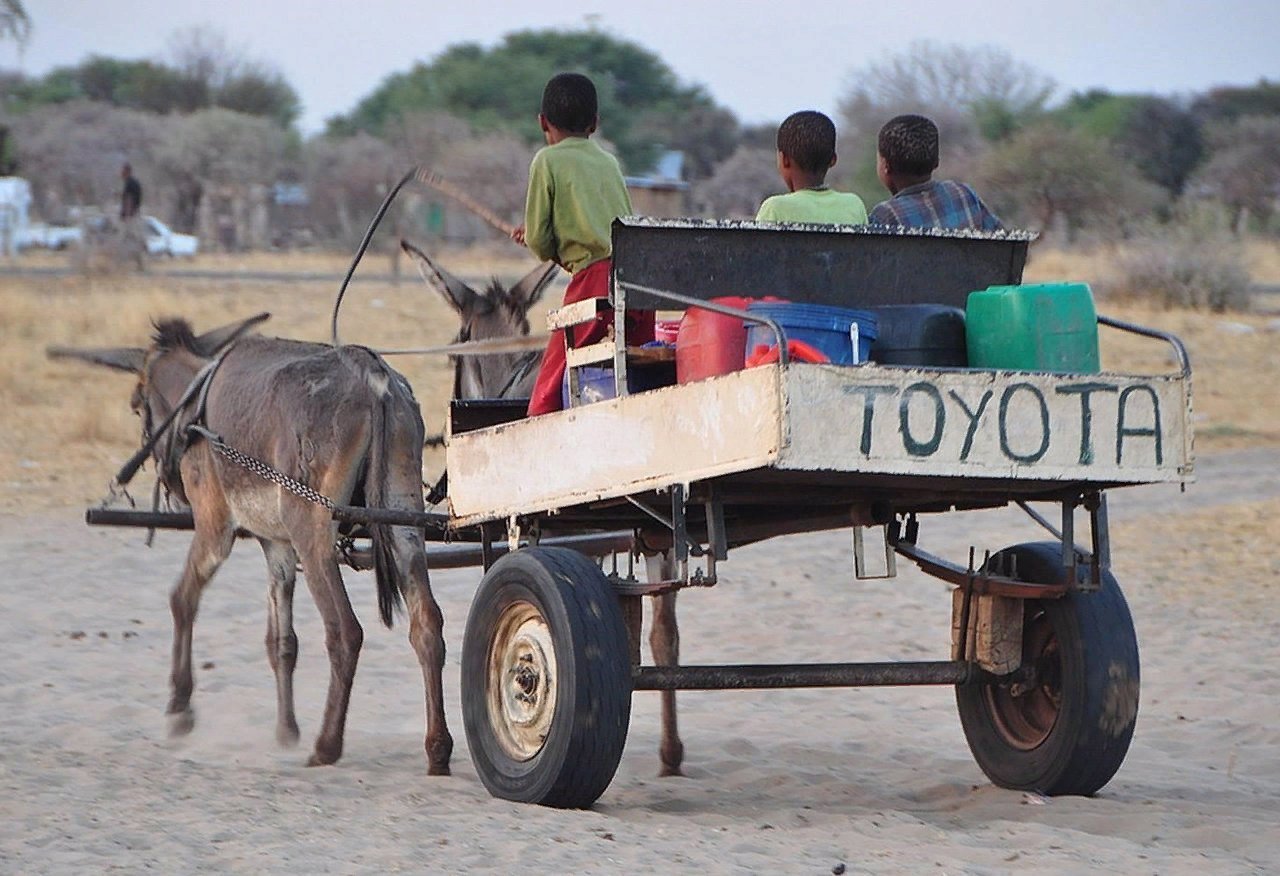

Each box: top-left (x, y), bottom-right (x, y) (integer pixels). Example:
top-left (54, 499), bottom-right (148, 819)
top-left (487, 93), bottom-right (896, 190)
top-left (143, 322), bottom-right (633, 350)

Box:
top-left (1110, 226), bottom-right (1252, 311)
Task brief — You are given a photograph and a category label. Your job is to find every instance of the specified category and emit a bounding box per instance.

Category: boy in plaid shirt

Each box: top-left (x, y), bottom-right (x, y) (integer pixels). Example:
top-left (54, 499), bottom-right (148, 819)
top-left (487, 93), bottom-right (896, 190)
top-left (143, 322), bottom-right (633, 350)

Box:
top-left (868, 114), bottom-right (1002, 232)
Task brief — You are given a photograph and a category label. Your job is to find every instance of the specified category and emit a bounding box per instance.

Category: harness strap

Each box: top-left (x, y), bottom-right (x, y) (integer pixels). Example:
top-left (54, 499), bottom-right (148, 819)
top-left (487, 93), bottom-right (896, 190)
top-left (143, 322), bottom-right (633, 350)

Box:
top-left (109, 349), bottom-right (230, 491)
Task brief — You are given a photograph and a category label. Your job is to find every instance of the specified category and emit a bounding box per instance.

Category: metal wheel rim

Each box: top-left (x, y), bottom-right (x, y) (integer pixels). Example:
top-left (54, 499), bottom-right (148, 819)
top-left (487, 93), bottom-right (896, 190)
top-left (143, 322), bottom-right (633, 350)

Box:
top-left (486, 600), bottom-right (557, 761)
top-left (984, 606), bottom-right (1061, 751)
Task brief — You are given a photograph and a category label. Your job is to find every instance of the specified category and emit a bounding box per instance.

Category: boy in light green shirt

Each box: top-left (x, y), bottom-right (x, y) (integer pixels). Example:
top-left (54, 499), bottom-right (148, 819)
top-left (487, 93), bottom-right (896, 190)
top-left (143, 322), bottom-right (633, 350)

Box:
top-left (755, 110), bottom-right (867, 225)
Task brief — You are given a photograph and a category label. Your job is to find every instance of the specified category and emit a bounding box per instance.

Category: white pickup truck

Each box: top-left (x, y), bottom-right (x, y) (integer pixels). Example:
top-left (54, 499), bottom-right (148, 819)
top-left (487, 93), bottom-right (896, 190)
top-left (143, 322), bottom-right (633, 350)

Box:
top-left (15, 221), bottom-right (83, 251)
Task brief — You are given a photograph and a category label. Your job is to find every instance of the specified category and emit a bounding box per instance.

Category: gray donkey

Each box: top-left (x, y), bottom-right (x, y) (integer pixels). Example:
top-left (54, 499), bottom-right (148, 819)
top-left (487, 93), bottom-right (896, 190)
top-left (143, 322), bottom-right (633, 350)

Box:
top-left (404, 240), bottom-right (686, 776)
top-left (50, 315), bottom-right (452, 774)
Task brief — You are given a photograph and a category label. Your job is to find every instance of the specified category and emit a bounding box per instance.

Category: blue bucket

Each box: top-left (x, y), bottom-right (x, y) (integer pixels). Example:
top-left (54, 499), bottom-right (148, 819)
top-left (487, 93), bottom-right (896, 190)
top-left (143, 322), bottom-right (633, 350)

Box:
top-left (745, 302), bottom-right (878, 365)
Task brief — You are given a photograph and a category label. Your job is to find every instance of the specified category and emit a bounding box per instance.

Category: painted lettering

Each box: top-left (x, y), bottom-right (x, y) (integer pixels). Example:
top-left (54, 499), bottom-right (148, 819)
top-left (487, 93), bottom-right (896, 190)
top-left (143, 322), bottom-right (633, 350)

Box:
top-left (998, 383), bottom-right (1050, 463)
top-left (844, 384), bottom-right (896, 455)
top-left (948, 388), bottom-right (993, 462)
top-left (899, 382), bottom-right (945, 456)
top-left (1116, 385), bottom-right (1163, 465)
top-left (1056, 382), bottom-right (1119, 465)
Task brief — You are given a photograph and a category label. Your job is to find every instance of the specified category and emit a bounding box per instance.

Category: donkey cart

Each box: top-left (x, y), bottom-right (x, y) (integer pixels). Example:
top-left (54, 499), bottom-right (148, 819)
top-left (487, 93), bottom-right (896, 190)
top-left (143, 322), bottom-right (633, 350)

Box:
top-left (82, 219), bottom-right (1193, 810)
top-left (429, 219), bottom-right (1193, 808)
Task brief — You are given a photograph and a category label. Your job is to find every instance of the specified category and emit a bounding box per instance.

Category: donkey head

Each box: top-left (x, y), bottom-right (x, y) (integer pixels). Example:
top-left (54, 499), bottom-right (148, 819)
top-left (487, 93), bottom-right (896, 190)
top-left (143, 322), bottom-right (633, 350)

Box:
top-left (48, 312), bottom-right (271, 498)
top-left (402, 239), bottom-right (558, 399)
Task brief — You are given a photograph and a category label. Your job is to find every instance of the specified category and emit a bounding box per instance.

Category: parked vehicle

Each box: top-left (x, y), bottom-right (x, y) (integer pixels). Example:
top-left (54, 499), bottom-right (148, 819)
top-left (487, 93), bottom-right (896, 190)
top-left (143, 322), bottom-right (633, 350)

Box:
top-left (15, 221), bottom-right (84, 251)
top-left (143, 216), bottom-right (198, 256)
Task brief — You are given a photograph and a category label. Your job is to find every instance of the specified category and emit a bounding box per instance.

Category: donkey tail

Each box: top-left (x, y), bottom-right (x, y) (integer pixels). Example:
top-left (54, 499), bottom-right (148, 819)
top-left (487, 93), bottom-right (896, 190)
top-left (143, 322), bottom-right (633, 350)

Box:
top-left (365, 382), bottom-right (406, 628)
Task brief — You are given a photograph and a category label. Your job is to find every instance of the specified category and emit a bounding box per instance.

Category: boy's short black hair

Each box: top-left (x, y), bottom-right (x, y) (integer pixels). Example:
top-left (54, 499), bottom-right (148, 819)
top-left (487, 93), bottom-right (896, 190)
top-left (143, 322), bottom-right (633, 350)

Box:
top-left (541, 72), bottom-right (598, 133)
top-left (877, 114), bottom-right (940, 176)
top-left (776, 110), bottom-right (837, 174)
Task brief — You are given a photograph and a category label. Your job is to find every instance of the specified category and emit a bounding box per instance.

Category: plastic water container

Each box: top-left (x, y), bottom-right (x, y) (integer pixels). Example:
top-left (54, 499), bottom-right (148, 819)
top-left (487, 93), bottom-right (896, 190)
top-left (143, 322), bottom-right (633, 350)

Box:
top-left (744, 302), bottom-right (878, 365)
top-left (869, 305), bottom-right (968, 367)
top-left (676, 296), bottom-right (780, 384)
top-left (966, 283), bottom-right (1099, 373)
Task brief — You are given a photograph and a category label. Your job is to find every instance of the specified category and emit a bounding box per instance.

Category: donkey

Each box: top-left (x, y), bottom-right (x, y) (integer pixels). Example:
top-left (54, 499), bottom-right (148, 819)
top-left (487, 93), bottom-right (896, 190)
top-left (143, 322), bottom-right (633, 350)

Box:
top-left (50, 315), bottom-right (452, 774)
top-left (403, 240), bottom-right (686, 776)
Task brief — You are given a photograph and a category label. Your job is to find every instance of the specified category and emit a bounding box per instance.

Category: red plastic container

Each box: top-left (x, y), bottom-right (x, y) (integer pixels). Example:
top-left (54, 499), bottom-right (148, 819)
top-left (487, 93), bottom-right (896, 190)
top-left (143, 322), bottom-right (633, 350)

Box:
top-left (676, 296), bottom-right (784, 384)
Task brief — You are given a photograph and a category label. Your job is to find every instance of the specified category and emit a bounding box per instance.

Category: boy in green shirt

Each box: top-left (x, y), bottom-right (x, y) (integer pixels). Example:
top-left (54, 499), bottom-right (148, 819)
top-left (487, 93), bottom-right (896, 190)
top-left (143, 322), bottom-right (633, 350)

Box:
top-left (512, 72), bottom-right (652, 415)
top-left (756, 111), bottom-right (868, 225)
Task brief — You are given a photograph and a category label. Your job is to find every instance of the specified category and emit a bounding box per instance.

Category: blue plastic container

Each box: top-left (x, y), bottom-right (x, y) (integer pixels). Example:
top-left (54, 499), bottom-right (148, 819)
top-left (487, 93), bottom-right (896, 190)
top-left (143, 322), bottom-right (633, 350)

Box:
top-left (744, 302), bottom-right (878, 365)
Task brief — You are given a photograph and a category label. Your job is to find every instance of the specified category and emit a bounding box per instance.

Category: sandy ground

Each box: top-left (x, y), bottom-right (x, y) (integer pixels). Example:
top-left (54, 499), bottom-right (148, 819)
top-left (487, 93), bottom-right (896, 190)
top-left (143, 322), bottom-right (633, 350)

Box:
top-left (1, 448), bottom-right (1277, 874)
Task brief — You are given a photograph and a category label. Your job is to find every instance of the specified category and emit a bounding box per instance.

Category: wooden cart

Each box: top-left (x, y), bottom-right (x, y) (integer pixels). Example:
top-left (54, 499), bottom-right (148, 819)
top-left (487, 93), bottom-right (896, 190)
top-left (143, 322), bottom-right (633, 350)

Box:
top-left (442, 219), bottom-right (1193, 808)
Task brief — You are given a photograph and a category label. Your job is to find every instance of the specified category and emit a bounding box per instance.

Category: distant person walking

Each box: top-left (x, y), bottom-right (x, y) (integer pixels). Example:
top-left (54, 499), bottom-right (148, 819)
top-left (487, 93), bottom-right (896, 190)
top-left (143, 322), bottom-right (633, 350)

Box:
top-left (119, 162), bottom-right (145, 268)
top-left (120, 163), bottom-right (142, 219)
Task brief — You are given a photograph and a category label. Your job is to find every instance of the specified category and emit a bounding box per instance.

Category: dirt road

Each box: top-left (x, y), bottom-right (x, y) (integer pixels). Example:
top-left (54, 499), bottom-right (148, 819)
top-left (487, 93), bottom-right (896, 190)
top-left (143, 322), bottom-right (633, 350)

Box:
top-left (1, 448), bottom-right (1277, 873)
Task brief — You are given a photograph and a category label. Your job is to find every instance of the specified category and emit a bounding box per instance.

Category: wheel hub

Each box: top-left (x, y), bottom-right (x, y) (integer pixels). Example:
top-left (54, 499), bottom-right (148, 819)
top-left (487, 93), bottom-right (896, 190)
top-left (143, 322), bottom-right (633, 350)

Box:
top-left (984, 607), bottom-right (1062, 750)
top-left (487, 602), bottom-right (557, 761)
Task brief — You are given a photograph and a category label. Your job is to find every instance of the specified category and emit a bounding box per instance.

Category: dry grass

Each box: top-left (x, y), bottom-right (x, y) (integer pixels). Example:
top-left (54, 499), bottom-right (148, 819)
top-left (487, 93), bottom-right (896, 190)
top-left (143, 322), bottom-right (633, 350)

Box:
top-left (3, 242), bottom-right (1276, 514)
top-left (0, 245), bottom-right (558, 514)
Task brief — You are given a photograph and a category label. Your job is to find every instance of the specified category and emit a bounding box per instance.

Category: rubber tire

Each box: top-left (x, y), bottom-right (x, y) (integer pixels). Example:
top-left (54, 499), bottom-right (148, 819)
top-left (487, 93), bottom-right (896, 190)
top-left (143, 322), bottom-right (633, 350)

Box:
top-left (955, 541), bottom-right (1140, 796)
top-left (461, 547), bottom-right (632, 808)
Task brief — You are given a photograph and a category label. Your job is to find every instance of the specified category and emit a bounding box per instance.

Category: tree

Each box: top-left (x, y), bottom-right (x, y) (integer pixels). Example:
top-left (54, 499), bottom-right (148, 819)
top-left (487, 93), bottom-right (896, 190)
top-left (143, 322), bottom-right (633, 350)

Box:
top-left (693, 146), bottom-right (778, 218)
top-left (302, 132), bottom-right (399, 243)
top-left (3, 100), bottom-right (163, 216)
top-left (1056, 91), bottom-right (1203, 196)
top-left (1192, 79), bottom-right (1280, 124)
top-left (977, 122), bottom-right (1165, 237)
top-left (634, 99), bottom-right (739, 181)
top-left (1190, 115), bottom-right (1280, 232)
top-left (216, 64), bottom-right (300, 128)
top-left (0, 0), bottom-right (29, 47)
top-left (834, 42), bottom-right (1055, 198)
top-left (155, 107), bottom-right (289, 235)
top-left (330, 28), bottom-right (735, 174)
top-left (838, 41), bottom-right (1055, 145)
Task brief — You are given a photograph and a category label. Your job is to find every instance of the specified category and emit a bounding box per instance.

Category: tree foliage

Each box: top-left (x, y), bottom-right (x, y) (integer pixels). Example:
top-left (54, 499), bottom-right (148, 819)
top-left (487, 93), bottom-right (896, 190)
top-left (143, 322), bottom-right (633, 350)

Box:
top-left (0, 26), bottom-right (299, 127)
top-left (2, 100), bottom-right (162, 214)
top-left (329, 28), bottom-right (727, 173)
top-left (1056, 91), bottom-right (1203, 195)
top-left (838, 41), bottom-right (1055, 145)
top-left (693, 146), bottom-right (779, 218)
top-left (0, 0), bottom-right (29, 46)
top-left (977, 122), bottom-right (1165, 236)
top-left (1190, 115), bottom-right (1280, 230)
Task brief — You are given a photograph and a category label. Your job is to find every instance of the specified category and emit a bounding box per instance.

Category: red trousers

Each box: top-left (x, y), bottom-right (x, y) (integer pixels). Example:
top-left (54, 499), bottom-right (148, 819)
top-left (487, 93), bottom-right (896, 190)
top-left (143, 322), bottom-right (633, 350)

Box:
top-left (526, 259), bottom-right (655, 416)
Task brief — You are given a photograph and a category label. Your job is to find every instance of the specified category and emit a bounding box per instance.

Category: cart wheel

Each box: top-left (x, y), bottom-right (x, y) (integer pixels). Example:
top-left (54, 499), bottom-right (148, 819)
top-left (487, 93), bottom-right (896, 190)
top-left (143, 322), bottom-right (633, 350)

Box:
top-left (461, 546), bottom-right (631, 808)
top-left (955, 541), bottom-right (1139, 796)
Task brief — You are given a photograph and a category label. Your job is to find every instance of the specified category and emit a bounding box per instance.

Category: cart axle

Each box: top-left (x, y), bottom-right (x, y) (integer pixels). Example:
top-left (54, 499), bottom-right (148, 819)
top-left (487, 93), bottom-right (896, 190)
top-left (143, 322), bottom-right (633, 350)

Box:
top-left (633, 660), bottom-right (983, 691)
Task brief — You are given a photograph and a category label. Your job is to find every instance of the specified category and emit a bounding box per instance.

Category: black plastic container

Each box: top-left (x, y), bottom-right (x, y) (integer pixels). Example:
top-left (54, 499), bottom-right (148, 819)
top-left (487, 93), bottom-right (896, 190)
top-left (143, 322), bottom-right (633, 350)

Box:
top-left (868, 304), bottom-right (968, 367)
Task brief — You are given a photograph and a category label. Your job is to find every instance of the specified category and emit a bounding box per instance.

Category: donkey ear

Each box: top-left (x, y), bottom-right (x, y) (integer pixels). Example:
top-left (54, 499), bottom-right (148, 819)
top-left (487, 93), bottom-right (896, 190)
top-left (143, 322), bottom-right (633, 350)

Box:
top-left (46, 345), bottom-right (147, 373)
top-left (193, 312), bottom-right (271, 357)
top-left (509, 261), bottom-right (560, 311)
top-left (402, 238), bottom-right (478, 315)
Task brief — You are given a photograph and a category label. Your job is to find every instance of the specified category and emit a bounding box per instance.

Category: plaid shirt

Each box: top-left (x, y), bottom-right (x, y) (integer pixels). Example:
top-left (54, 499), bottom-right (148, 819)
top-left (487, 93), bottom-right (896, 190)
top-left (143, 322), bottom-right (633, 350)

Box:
top-left (868, 180), bottom-right (1002, 232)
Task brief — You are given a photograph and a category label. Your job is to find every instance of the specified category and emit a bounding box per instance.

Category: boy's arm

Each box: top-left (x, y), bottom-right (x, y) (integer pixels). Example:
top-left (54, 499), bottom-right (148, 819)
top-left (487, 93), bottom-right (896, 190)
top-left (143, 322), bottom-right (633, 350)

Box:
top-left (523, 154), bottom-right (557, 263)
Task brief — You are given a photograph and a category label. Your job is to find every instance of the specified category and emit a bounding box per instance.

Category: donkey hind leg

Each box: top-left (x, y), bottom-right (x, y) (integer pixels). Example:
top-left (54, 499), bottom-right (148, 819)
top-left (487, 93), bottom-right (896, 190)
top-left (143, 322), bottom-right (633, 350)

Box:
top-left (647, 551), bottom-right (685, 777)
top-left (291, 516), bottom-right (363, 767)
top-left (260, 538), bottom-right (301, 747)
top-left (167, 520), bottom-right (236, 737)
top-left (394, 527), bottom-right (454, 775)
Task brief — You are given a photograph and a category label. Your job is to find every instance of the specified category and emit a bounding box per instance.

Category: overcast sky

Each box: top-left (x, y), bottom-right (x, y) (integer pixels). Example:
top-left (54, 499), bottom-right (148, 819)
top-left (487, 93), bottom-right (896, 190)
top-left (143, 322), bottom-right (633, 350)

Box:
top-left (12, 0), bottom-right (1280, 135)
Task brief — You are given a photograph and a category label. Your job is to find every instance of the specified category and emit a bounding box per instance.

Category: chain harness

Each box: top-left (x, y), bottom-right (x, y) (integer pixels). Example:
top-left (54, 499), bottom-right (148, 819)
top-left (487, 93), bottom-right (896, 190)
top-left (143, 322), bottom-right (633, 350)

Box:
top-left (187, 424), bottom-right (338, 512)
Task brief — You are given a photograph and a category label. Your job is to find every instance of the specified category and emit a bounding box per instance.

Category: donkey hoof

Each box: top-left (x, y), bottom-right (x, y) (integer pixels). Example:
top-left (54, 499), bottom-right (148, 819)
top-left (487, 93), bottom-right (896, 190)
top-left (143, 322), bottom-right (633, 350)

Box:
top-left (277, 723), bottom-right (300, 748)
top-left (306, 747), bottom-right (340, 767)
top-left (167, 708), bottom-right (196, 737)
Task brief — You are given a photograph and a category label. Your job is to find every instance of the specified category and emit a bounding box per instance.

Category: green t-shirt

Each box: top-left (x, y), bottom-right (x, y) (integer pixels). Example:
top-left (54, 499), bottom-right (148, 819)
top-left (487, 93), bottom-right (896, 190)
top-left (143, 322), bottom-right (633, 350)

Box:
top-left (523, 137), bottom-right (633, 274)
top-left (755, 188), bottom-right (868, 225)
